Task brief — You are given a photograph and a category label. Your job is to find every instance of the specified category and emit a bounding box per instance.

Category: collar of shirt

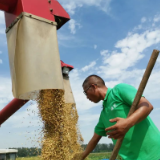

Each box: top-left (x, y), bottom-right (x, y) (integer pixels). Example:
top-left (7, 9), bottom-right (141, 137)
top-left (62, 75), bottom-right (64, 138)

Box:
top-left (103, 88), bottom-right (112, 107)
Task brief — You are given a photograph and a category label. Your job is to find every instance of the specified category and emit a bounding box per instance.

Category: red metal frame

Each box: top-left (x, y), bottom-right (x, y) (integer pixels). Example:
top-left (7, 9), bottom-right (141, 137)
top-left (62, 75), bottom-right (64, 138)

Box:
top-left (0, 99), bottom-right (28, 125)
top-left (0, 0), bottom-right (17, 12)
top-left (61, 60), bottom-right (74, 71)
top-left (0, 0), bottom-right (70, 29)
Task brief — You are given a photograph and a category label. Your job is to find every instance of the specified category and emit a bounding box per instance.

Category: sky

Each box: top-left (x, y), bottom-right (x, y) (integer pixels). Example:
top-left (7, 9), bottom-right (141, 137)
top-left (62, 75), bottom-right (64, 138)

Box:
top-left (0, 0), bottom-right (160, 149)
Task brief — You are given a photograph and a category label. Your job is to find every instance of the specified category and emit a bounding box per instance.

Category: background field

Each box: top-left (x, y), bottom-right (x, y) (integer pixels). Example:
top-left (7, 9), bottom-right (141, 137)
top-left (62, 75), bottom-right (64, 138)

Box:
top-left (17, 152), bottom-right (122, 160)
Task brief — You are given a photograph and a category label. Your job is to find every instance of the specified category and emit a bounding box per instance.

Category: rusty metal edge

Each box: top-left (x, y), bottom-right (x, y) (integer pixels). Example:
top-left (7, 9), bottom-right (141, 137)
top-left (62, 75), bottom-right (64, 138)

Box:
top-left (6, 12), bottom-right (57, 33)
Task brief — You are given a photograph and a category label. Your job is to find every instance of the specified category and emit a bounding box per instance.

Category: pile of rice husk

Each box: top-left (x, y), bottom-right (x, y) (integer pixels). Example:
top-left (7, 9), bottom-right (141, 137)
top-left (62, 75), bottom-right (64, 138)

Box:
top-left (37, 89), bottom-right (84, 160)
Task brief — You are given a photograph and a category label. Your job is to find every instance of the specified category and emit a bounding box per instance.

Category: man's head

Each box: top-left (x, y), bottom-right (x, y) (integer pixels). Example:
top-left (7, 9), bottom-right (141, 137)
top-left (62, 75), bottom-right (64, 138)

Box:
top-left (82, 75), bottom-right (106, 103)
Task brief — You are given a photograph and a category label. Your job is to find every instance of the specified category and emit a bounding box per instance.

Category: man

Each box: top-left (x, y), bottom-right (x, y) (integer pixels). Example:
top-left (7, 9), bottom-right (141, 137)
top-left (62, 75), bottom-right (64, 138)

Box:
top-left (80, 75), bottom-right (160, 160)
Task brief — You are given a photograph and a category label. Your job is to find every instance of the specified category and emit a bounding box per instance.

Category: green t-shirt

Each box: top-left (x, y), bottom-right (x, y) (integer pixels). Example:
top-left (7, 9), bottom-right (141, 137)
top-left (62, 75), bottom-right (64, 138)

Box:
top-left (95, 83), bottom-right (160, 160)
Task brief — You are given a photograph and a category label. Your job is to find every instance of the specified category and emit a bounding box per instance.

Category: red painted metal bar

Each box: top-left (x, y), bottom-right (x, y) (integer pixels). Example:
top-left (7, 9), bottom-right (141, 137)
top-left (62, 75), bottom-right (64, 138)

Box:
top-left (0, 0), bottom-right (17, 12)
top-left (0, 98), bottom-right (28, 125)
top-left (0, 3), bottom-right (9, 12)
top-left (61, 60), bottom-right (74, 71)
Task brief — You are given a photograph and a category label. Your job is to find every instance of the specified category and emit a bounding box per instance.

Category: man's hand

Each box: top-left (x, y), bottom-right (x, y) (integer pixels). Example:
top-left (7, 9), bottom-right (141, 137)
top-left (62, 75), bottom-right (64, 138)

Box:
top-left (71, 153), bottom-right (83, 160)
top-left (105, 117), bottom-right (131, 139)
top-left (105, 97), bottom-right (153, 140)
top-left (80, 133), bottom-right (101, 159)
top-left (71, 152), bottom-right (90, 160)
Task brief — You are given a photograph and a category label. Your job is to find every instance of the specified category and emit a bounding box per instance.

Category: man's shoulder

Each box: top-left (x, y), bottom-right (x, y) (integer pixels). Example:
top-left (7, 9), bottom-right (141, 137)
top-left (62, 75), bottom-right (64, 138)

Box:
top-left (114, 83), bottom-right (130, 89)
top-left (111, 83), bottom-right (127, 93)
top-left (111, 83), bottom-right (135, 96)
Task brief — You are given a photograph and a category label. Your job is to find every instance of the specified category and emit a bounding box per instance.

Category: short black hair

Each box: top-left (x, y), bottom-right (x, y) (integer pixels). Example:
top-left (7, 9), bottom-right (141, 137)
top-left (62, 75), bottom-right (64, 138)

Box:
top-left (82, 75), bottom-right (105, 87)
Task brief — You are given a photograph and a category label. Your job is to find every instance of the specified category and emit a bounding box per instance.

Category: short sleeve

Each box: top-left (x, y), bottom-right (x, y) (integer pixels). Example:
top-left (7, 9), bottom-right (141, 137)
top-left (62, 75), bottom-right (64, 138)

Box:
top-left (114, 83), bottom-right (141, 106)
top-left (94, 116), bottom-right (106, 137)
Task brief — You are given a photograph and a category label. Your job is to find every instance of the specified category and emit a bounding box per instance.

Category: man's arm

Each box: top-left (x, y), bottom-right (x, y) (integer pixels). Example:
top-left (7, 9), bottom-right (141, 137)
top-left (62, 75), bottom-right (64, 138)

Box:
top-left (105, 97), bottom-right (153, 139)
top-left (82, 133), bottom-right (102, 159)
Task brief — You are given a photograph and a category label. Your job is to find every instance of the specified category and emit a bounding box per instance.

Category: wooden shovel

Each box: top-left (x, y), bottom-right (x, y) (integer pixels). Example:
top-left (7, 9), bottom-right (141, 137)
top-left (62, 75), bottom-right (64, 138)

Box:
top-left (110, 49), bottom-right (160, 160)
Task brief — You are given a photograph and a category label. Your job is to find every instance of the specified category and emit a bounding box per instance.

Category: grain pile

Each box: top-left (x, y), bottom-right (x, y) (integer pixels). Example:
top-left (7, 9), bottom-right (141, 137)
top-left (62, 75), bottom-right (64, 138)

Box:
top-left (37, 89), bottom-right (84, 160)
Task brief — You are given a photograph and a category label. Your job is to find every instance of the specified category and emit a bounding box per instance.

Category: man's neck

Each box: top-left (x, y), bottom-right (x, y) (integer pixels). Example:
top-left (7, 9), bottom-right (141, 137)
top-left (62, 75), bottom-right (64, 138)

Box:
top-left (99, 87), bottom-right (108, 100)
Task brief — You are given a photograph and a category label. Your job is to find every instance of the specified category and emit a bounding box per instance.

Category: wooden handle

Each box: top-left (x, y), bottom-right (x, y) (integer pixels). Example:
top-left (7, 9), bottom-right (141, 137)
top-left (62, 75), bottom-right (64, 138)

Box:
top-left (109, 49), bottom-right (160, 160)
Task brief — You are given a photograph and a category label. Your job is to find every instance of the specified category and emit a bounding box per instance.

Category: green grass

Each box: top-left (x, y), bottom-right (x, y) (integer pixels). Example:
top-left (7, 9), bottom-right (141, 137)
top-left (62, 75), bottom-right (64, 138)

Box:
top-left (17, 157), bottom-right (40, 160)
top-left (17, 152), bottom-right (122, 160)
top-left (88, 152), bottom-right (122, 160)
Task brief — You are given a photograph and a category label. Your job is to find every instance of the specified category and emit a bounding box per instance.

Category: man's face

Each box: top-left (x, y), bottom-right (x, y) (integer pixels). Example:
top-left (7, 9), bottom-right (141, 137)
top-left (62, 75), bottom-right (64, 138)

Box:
top-left (83, 84), bottom-right (101, 103)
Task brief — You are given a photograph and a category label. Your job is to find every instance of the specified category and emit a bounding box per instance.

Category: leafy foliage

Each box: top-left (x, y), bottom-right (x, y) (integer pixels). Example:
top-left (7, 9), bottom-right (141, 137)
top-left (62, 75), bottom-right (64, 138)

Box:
top-left (12, 143), bottom-right (121, 159)
top-left (10, 148), bottom-right (41, 158)
top-left (82, 143), bottom-right (115, 153)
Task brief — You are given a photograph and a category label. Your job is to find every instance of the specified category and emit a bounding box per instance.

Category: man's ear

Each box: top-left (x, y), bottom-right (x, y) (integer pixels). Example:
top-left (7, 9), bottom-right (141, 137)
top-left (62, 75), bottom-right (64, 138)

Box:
top-left (92, 84), bottom-right (97, 89)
